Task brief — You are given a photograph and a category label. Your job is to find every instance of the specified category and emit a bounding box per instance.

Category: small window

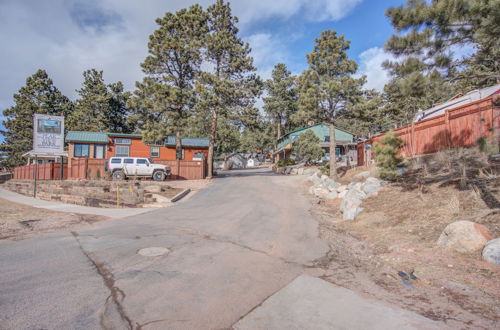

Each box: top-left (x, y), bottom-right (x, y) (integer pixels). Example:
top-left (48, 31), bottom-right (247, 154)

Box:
top-left (116, 145), bottom-right (130, 157)
top-left (123, 158), bottom-right (134, 164)
top-left (114, 138), bottom-right (131, 144)
top-left (94, 144), bottom-right (105, 159)
top-left (150, 146), bottom-right (160, 158)
top-left (136, 159), bottom-right (148, 165)
top-left (324, 136), bottom-right (330, 142)
top-left (74, 144), bottom-right (89, 157)
top-left (110, 158), bottom-right (121, 164)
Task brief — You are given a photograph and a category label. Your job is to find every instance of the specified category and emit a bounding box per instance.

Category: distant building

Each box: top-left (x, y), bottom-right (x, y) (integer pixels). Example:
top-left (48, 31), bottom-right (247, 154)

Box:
top-left (274, 124), bottom-right (357, 164)
top-left (65, 131), bottom-right (209, 169)
top-left (414, 83), bottom-right (500, 122)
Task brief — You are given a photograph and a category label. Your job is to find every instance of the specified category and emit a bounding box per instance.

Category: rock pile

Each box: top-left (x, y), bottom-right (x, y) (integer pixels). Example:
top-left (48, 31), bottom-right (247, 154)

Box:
top-left (306, 170), bottom-right (384, 221)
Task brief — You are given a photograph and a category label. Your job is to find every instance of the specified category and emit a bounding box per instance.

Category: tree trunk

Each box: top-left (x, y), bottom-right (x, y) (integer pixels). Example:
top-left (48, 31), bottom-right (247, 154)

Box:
top-left (175, 131), bottom-right (182, 160)
top-left (329, 124), bottom-right (337, 180)
top-left (207, 109), bottom-right (217, 178)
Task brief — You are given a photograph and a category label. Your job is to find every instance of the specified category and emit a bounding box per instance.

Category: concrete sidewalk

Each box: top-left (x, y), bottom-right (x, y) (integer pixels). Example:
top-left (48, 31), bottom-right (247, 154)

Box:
top-left (234, 275), bottom-right (448, 330)
top-left (0, 188), bottom-right (156, 218)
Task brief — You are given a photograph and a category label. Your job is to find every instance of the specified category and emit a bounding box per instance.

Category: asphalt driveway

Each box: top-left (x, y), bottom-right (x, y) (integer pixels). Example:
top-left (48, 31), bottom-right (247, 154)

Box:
top-left (0, 168), bottom-right (329, 329)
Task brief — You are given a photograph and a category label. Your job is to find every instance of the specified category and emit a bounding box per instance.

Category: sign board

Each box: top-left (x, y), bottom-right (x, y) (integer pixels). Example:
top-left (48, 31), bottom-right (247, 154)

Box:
top-left (33, 114), bottom-right (65, 155)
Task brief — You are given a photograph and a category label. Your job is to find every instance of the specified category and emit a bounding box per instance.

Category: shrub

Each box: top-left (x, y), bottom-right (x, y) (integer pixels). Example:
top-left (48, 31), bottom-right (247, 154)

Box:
top-left (276, 158), bottom-right (296, 167)
top-left (373, 131), bottom-right (403, 180)
top-left (292, 130), bottom-right (324, 165)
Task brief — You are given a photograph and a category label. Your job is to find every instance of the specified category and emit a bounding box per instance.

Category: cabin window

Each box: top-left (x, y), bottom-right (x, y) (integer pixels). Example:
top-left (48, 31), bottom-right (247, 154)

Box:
top-left (94, 144), bottom-right (105, 159)
top-left (116, 145), bottom-right (130, 157)
top-left (74, 144), bottom-right (89, 157)
top-left (114, 138), bottom-right (131, 144)
top-left (150, 147), bottom-right (160, 158)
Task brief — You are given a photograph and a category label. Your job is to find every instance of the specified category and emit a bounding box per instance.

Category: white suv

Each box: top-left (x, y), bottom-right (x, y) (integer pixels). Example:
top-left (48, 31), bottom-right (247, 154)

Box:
top-left (106, 157), bottom-right (171, 181)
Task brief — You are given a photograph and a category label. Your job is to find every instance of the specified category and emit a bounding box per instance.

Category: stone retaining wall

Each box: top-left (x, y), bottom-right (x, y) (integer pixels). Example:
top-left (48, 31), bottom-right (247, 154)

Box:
top-left (2, 180), bottom-right (176, 208)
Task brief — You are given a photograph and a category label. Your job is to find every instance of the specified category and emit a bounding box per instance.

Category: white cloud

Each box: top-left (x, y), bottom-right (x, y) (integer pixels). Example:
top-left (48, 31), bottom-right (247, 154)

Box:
top-left (357, 47), bottom-right (393, 92)
top-left (0, 0), bottom-right (362, 110)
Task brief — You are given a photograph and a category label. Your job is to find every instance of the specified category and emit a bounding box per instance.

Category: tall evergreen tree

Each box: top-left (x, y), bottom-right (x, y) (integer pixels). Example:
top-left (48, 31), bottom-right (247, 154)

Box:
top-left (0, 69), bottom-right (72, 168)
top-left (196, 0), bottom-right (261, 177)
top-left (128, 5), bottom-right (207, 155)
top-left (384, 0), bottom-right (499, 91)
top-left (68, 69), bottom-right (132, 133)
top-left (263, 63), bottom-right (298, 149)
top-left (296, 31), bottom-right (364, 179)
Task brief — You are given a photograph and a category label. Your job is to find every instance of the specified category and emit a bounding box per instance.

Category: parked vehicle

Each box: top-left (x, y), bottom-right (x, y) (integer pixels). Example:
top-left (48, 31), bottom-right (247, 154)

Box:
top-left (105, 157), bottom-right (171, 181)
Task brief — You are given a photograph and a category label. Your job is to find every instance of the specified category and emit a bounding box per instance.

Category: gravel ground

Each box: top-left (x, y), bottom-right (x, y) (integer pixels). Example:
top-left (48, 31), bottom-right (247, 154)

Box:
top-left (304, 175), bottom-right (500, 329)
top-left (0, 198), bottom-right (107, 240)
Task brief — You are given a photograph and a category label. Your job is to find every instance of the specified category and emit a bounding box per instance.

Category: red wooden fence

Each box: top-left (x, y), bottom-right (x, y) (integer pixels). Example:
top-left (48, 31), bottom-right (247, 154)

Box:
top-left (13, 159), bottom-right (206, 180)
top-left (358, 97), bottom-right (499, 165)
top-left (13, 163), bottom-right (68, 180)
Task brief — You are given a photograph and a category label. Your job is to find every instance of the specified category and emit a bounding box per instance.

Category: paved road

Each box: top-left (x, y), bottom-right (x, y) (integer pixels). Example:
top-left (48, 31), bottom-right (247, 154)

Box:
top-left (0, 168), bottom-right (329, 329)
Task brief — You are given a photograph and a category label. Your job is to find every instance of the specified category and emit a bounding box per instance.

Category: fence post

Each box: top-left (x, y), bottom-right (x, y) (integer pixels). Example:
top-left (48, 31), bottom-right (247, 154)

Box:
top-left (445, 109), bottom-right (451, 148)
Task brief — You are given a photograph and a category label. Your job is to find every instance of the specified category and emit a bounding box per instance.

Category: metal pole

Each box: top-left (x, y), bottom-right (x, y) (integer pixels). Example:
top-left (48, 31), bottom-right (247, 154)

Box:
top-left (34, 155), bottom-right (38, 198)
top-left (60, 156), bottom-right (63, 180)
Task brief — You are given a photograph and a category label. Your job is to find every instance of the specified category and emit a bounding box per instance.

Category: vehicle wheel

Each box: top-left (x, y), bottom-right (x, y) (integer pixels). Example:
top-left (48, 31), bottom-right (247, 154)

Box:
top-left (112, 170), bottom-right (125, 181)
top-left (153, 170), bottom-right (165, 181)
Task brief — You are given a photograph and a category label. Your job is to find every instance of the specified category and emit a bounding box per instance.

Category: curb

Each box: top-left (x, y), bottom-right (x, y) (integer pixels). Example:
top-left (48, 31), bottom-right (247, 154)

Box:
top-left (170, 188), bottom-right (191, 203)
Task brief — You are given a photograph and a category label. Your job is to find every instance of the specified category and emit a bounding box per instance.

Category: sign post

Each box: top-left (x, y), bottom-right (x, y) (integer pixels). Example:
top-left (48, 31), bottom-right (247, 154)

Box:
top-left (32, 114), bottom-right (65, 196)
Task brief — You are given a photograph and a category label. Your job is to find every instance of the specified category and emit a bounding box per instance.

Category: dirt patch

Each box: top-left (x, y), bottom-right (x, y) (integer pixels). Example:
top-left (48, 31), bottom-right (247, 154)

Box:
top-left (0, 198), bottom-right (107, 240)
top-left (306, 161), bottom-right (500, 329)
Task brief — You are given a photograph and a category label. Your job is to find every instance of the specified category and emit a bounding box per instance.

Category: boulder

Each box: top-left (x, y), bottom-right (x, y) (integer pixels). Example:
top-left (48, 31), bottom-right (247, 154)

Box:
top-left (353, 171), bottom-right (370, 181)
top-left (482, 238), bottom-right (500, 266)
top-left (297, 168), bottom-right (304, 175)
top-left (362, 178), bottom-right (382, 196)
top-left (308, 186), bottom-right (315, 195)
top-left (338, 190), bottom-right (348, 199)
top-left (437, 221), bottom-right (494, 253)
top-left (322, 178), bottom-right (340, 192)
top-left (336, 185), bottom-right (348, 193)
top-left (340, 188), bottom-right (367, 220)
top-left (308, 174), bottom-right (322, 185)
top-left (313, 187), bottom-right (329, 198)
top-left (325, 191), bottom-right (338, 200)
top-left (290, 168), bottom-right (298, 175)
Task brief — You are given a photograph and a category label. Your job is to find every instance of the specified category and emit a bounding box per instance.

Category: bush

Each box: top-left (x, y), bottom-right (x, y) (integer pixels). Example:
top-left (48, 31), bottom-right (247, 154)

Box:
top-left (373, 131), bottom-right (403, 180)
top-left (276, 158), bottom-right (296, 167)
top-left (292, 130), bottom-right (324, 165)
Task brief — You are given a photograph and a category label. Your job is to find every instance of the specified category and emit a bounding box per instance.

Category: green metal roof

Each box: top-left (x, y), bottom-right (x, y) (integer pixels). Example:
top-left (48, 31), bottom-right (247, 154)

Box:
top-left (66, 131), bottom-right (109, 143)
top-left (107, 132), bottom-right (143, 138)
top-left (164, 136), bottom-right (209, 147)
top-left (276, 124), bottom-right (355, 151)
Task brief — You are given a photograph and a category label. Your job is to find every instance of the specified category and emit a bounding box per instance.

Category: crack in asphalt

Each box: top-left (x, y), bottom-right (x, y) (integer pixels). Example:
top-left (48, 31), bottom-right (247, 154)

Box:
top-left (71, 231), bottom-right (134, 330)
top-left (171, 226), bottom-right (322, 270)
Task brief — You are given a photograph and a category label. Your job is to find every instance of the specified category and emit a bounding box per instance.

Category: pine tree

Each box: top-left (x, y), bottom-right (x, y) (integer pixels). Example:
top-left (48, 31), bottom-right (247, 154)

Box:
top-left (263, 63), bottom-right (298, 149)
top-left (128, 5), bottom-right (207, 155)
top-left (384, 0), bottom-right (499, 91)
top-left (68, 69), bottom-right (132, 133)
top-left (337, 89), bottom-right (387, 138)
top-left (196, 0), bottom-right (261, 177)
top-left (0, 69), bottom-right (73, 169)
top-left (296, 30), bottom-right (364, 179)
top-left (292, 130), bottom-right (324, 165)
top-left (373, 131), bottom-right (404, 180)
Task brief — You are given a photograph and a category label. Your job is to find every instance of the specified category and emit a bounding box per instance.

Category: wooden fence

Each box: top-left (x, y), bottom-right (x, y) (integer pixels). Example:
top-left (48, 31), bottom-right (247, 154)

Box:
top-left (357, 97), bottom-right (499, 165)
top-left (13, 158), bottom-right (207, 181)
top-left (155, 160), bottom-right (207, 180)
top-left (13, 163), bottom-right (68, 180)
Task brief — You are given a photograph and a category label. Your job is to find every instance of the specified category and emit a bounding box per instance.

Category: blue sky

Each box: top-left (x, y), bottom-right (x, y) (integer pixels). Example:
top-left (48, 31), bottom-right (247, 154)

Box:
top-left (0, 0), bottom-right (404, 144)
